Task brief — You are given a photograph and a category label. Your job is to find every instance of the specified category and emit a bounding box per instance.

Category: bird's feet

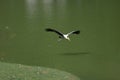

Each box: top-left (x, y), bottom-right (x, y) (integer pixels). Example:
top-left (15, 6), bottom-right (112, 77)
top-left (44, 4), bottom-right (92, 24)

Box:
top-left (58, 38), bottom-right (62, 41)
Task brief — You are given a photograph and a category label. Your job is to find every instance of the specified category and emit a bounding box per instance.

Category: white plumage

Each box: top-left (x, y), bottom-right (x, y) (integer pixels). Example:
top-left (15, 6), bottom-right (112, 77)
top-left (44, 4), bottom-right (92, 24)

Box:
top-left (45, 28), bottom-right (80, 41)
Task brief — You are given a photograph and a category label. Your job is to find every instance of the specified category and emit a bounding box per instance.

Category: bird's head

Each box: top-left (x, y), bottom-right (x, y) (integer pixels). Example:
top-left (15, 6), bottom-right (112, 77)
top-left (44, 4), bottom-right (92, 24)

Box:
top-left (66, 37), bottom-right (70, 41)
top-left (64, 35), bottom-right (71, 41)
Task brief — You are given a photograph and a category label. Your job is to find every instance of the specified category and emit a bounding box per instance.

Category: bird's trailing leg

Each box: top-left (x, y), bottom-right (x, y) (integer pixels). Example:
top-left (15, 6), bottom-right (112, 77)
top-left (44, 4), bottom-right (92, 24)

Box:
top-left (58, 38), bottom-right (62, 41)
top-left (58, 36), bottom-right (62, 41)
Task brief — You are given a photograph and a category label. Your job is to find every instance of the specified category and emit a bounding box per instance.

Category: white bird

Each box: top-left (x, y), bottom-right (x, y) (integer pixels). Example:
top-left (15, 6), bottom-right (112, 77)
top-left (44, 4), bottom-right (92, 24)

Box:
top-left (45, 28), bottom-right (80, 41)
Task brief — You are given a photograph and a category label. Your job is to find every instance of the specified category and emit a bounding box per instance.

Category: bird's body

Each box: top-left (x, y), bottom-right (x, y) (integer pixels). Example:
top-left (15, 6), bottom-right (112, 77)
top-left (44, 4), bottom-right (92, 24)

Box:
top-left (45, 28), bottom-right (80, 41)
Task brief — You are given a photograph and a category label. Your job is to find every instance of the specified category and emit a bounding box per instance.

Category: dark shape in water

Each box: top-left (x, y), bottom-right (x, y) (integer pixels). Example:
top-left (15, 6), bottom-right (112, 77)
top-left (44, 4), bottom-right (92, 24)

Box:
top-left (60, 52), bottom-right (89, 56)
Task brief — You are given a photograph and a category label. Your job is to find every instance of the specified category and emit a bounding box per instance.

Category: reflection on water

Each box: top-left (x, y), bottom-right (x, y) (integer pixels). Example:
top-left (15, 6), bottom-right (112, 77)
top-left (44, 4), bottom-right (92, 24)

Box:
top-left (42, 0), bottom-right (67, 25)
top-left (42, 0), bottom-right (53, 19)
top-left (25, 0), bottom-right (38, 17)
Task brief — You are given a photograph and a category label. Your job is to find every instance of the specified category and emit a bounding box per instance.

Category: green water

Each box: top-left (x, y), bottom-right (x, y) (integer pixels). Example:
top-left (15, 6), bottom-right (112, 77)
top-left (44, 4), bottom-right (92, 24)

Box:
top-left (0, 0), bottom-right (120, 80)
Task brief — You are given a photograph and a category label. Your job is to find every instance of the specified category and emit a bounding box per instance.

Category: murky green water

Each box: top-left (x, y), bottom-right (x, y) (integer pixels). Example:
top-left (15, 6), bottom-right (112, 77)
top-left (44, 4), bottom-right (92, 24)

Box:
top-left (0, 0), bottom-right (120, 80)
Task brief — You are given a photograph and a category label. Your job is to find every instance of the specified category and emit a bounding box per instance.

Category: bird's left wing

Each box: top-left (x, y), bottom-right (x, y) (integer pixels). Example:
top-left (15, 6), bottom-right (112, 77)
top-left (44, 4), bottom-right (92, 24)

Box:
top-left (45, 28), bottom-right (63, 37)
top-left (67, 30), bottom-right (80, 36)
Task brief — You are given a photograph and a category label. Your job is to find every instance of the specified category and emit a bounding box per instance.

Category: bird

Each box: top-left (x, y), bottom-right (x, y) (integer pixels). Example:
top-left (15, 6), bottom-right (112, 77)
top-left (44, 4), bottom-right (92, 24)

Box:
top-left (45, 28), bottom-right (80, 41)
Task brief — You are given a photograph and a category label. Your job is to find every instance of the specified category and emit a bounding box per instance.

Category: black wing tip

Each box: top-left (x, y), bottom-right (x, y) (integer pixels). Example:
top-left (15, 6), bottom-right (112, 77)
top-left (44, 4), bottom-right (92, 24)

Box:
top-left (45, 28), bottom-right (53, 31)
top-left (75, 30), bottom-right (80, 34)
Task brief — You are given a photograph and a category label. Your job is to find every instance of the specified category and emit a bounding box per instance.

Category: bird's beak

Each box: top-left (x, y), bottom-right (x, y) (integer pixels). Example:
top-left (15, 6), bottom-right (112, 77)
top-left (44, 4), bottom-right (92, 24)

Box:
top-left (67, 38), bottom-right (71, 41)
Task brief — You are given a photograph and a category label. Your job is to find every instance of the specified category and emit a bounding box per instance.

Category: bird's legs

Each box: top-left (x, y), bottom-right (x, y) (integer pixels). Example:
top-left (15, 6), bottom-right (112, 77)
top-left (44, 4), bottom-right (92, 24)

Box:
top-left (58, 38), bottom-right (62, 41)
top-left (58, 36), bottom-right (63, 41)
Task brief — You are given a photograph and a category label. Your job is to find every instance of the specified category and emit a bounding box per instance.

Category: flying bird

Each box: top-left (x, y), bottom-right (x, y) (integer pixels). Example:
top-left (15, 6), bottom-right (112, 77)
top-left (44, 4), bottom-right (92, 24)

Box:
top-left (45, 28), bottom-right (80, 41)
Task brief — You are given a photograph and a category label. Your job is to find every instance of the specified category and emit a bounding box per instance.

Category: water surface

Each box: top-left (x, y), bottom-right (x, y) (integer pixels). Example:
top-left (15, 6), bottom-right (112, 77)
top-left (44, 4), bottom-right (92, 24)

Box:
top-left (0, 0), bottom-right (120, 80)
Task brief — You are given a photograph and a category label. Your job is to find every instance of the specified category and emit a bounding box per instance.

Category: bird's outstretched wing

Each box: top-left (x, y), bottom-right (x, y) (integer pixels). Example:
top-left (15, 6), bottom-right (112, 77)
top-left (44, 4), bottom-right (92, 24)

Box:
top-left (67, 30), bottom-right (80, 36)
top-left (45, 28), bottom-right (63, 37)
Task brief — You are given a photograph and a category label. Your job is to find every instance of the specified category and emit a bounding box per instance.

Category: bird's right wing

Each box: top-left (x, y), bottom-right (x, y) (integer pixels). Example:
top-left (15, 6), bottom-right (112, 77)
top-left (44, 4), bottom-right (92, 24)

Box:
top-left (67, 30), bottom-right (80, 36)
top-left (45, 28), bottom-right (63, 36)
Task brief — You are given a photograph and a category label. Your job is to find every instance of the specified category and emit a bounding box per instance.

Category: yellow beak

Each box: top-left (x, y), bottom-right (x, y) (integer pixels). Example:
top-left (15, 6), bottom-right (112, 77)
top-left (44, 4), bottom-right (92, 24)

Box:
top-left (67, 38), bottom-right (71, 41)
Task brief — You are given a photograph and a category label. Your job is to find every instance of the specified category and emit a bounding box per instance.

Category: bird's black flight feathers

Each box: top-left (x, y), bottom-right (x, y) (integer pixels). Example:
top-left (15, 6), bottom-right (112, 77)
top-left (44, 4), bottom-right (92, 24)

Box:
top-left (72, 30), bottom-right (80, 34)
top-left (45, 28), bottom-right (80, 37)
top-left (45, 28), bottom-right (63, 36)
